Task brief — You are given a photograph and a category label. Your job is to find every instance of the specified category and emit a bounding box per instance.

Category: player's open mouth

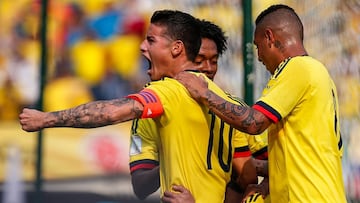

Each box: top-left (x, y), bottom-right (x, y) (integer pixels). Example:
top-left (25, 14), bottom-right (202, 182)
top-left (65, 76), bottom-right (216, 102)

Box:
top-left (143, 55), bottom-right (151, 70)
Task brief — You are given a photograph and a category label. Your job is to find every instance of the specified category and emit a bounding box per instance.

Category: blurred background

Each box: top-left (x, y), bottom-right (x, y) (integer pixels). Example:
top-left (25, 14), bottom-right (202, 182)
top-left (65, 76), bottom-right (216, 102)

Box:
top-left (0, 0), bottom-right (359, 202)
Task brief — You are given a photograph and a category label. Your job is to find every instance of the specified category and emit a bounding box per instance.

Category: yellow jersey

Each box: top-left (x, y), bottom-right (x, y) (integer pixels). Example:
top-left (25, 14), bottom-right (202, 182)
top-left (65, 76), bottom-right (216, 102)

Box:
top-left (253, 56), bottom-right (346, 203)
top-left (129, 72), bottom-right (251, 203)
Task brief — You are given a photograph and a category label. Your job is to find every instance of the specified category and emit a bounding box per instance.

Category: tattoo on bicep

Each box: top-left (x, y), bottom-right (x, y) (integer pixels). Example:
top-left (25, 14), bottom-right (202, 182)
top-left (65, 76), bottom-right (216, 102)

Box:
top-left (130, 100), bottom-right (143, 118)
top-left (110, 98), bottom-right (143, 119)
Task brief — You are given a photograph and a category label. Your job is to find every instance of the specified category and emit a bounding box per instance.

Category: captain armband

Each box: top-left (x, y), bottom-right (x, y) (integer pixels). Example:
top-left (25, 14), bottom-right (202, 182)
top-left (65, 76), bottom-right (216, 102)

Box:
top-left (126, 89), bottom-right (164, 118)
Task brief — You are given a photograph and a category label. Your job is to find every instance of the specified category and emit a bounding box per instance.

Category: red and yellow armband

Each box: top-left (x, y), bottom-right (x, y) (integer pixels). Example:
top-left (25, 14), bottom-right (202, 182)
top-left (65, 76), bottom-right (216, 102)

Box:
top-left (126, 89), bottom-right (164, 118)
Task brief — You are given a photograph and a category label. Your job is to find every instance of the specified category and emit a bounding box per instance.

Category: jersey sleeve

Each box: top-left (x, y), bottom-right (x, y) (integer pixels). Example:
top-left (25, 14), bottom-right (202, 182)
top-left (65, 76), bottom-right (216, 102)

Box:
top-left (126, 88), bottom-right (164, 118)
top-left (253, 59), bottom-right (310, 123)
top-left (246, 131), bottom-right (268, 160)
top-left (129, 118), bottom-right (159, 173)
top-left (232, 130), bottom-right (252, 158)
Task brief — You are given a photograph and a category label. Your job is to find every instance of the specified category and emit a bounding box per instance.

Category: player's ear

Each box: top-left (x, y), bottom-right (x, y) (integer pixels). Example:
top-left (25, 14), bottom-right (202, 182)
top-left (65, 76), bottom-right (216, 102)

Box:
top-left (171, 40), bottom-right (183, 57)
top-left (264, 28), bottom-right (275, 48)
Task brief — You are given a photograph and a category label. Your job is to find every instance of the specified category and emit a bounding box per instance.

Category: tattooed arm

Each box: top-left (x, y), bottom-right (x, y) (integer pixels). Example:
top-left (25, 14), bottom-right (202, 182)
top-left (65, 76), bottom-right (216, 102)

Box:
top-left (205, 95), bottom-right (270, 134)
top-left (176, 71), bottom-right (271, 135)
top-left (19, 98), bottom-right (144, 132)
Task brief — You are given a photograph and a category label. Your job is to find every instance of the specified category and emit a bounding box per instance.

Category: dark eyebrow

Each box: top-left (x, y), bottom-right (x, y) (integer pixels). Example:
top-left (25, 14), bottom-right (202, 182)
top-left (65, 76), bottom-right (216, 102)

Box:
top-left (195, 54), bottom-right (206, 58)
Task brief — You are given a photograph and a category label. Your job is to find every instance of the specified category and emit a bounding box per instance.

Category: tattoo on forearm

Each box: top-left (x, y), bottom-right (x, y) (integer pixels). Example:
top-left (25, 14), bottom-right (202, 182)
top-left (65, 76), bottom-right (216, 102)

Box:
top-left (50, 98), bottom-right (140, 128)
top-left (206, 91), bottom-right (265, 134)
top-left (131, 100), bottom-right (143, 118)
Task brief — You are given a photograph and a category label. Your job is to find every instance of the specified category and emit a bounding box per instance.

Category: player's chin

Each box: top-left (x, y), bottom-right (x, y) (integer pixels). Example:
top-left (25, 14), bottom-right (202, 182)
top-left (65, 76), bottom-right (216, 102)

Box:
top-left (206, 73), bottom-right (215, 80)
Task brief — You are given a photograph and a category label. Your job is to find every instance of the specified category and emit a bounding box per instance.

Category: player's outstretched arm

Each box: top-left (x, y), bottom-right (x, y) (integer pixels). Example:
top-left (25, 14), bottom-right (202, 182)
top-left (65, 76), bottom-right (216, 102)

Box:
top-left (176, 71), bottom-right (271, 135)
top-left (131, 167), bottom-right (160, 200)
top-left (19, 98), bottom-right (144, 132)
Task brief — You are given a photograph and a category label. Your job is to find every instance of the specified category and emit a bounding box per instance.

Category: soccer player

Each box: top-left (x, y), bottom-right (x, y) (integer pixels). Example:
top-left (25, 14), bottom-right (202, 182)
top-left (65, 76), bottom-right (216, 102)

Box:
top-left (129, 19), bottom-right (268, 203)
top-left (175, 4), bottom-right (347, 203)
top-left (19, 10), bottom-right (257, 203)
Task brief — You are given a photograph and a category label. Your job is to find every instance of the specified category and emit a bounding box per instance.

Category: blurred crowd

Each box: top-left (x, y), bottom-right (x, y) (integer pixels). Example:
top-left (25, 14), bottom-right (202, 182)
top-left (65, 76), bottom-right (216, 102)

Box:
top-left (0, 0), bottom-right (154, 120)
top-left (0, 0), bottom-right (359, 118)
top-left (0, 0), bottom-right (246, 121)
top-left (0, 0), bottom-right (359, 201)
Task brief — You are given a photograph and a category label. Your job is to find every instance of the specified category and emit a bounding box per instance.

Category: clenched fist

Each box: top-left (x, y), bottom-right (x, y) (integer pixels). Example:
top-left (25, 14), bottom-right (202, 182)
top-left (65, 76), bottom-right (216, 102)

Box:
top-left (19, 108), bottom-right (49, 132)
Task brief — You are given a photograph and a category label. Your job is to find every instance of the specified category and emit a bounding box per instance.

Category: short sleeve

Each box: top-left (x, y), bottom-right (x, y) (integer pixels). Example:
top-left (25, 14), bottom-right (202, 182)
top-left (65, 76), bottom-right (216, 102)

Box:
top-left (232, 130), bottom-right (252, 158)
top-left (129, 118), bottom-right (159, 173)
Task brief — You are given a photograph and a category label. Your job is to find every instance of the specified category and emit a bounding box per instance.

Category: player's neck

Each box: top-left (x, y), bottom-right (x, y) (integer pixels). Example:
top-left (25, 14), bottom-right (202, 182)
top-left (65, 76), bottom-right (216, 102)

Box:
top-left (169, 60), bottom-right (194, 77)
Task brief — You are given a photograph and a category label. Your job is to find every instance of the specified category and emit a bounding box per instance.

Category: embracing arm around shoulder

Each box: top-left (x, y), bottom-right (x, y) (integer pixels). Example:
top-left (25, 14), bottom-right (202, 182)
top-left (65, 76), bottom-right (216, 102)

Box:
top-left (176, 71), bottom-right (272, 135)
top-left (19, 98), bottom-right (144, 132)
top-left (204, 94), bottom-right (271, 135)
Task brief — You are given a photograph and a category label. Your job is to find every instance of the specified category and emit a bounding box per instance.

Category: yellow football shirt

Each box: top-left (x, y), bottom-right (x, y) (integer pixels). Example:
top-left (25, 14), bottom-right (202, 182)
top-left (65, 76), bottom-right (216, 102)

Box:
top-left (253, 56), bottom-right (346, 203)
top-left (129, 73), bottom-right (251, 203)
top-left (225, 94), bottom-right (268, 160)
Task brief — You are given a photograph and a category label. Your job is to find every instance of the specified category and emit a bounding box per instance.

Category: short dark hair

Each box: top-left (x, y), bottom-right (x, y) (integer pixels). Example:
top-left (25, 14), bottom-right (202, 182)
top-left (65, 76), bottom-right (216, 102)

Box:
top-left (150, 10), bottom-right (201, 61)
top-left (255, 4), bottom-right (304, 40)
top-left (199, 19), bottom-right (228, 56)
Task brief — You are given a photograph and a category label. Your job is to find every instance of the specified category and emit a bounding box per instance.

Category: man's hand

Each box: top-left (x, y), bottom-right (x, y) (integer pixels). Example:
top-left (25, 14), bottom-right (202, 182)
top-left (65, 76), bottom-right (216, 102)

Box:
top-left (161, 185), bottom-right (195, 203)
top-left (243, 192), bottom-right (264, 203)
top-left (175, 71), bottom-right (209, 104)
top-left (241, 177), bottom-right (269, 203)
top-left (19, 108), bottom-right (48, 132)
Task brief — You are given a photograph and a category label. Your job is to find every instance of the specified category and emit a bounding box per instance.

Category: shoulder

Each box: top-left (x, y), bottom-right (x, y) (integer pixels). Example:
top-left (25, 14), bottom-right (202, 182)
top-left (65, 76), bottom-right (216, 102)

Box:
top-left (288, 56), bottom-right (325, 73)
top-left (146, 77), bottom-right (184, 91)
